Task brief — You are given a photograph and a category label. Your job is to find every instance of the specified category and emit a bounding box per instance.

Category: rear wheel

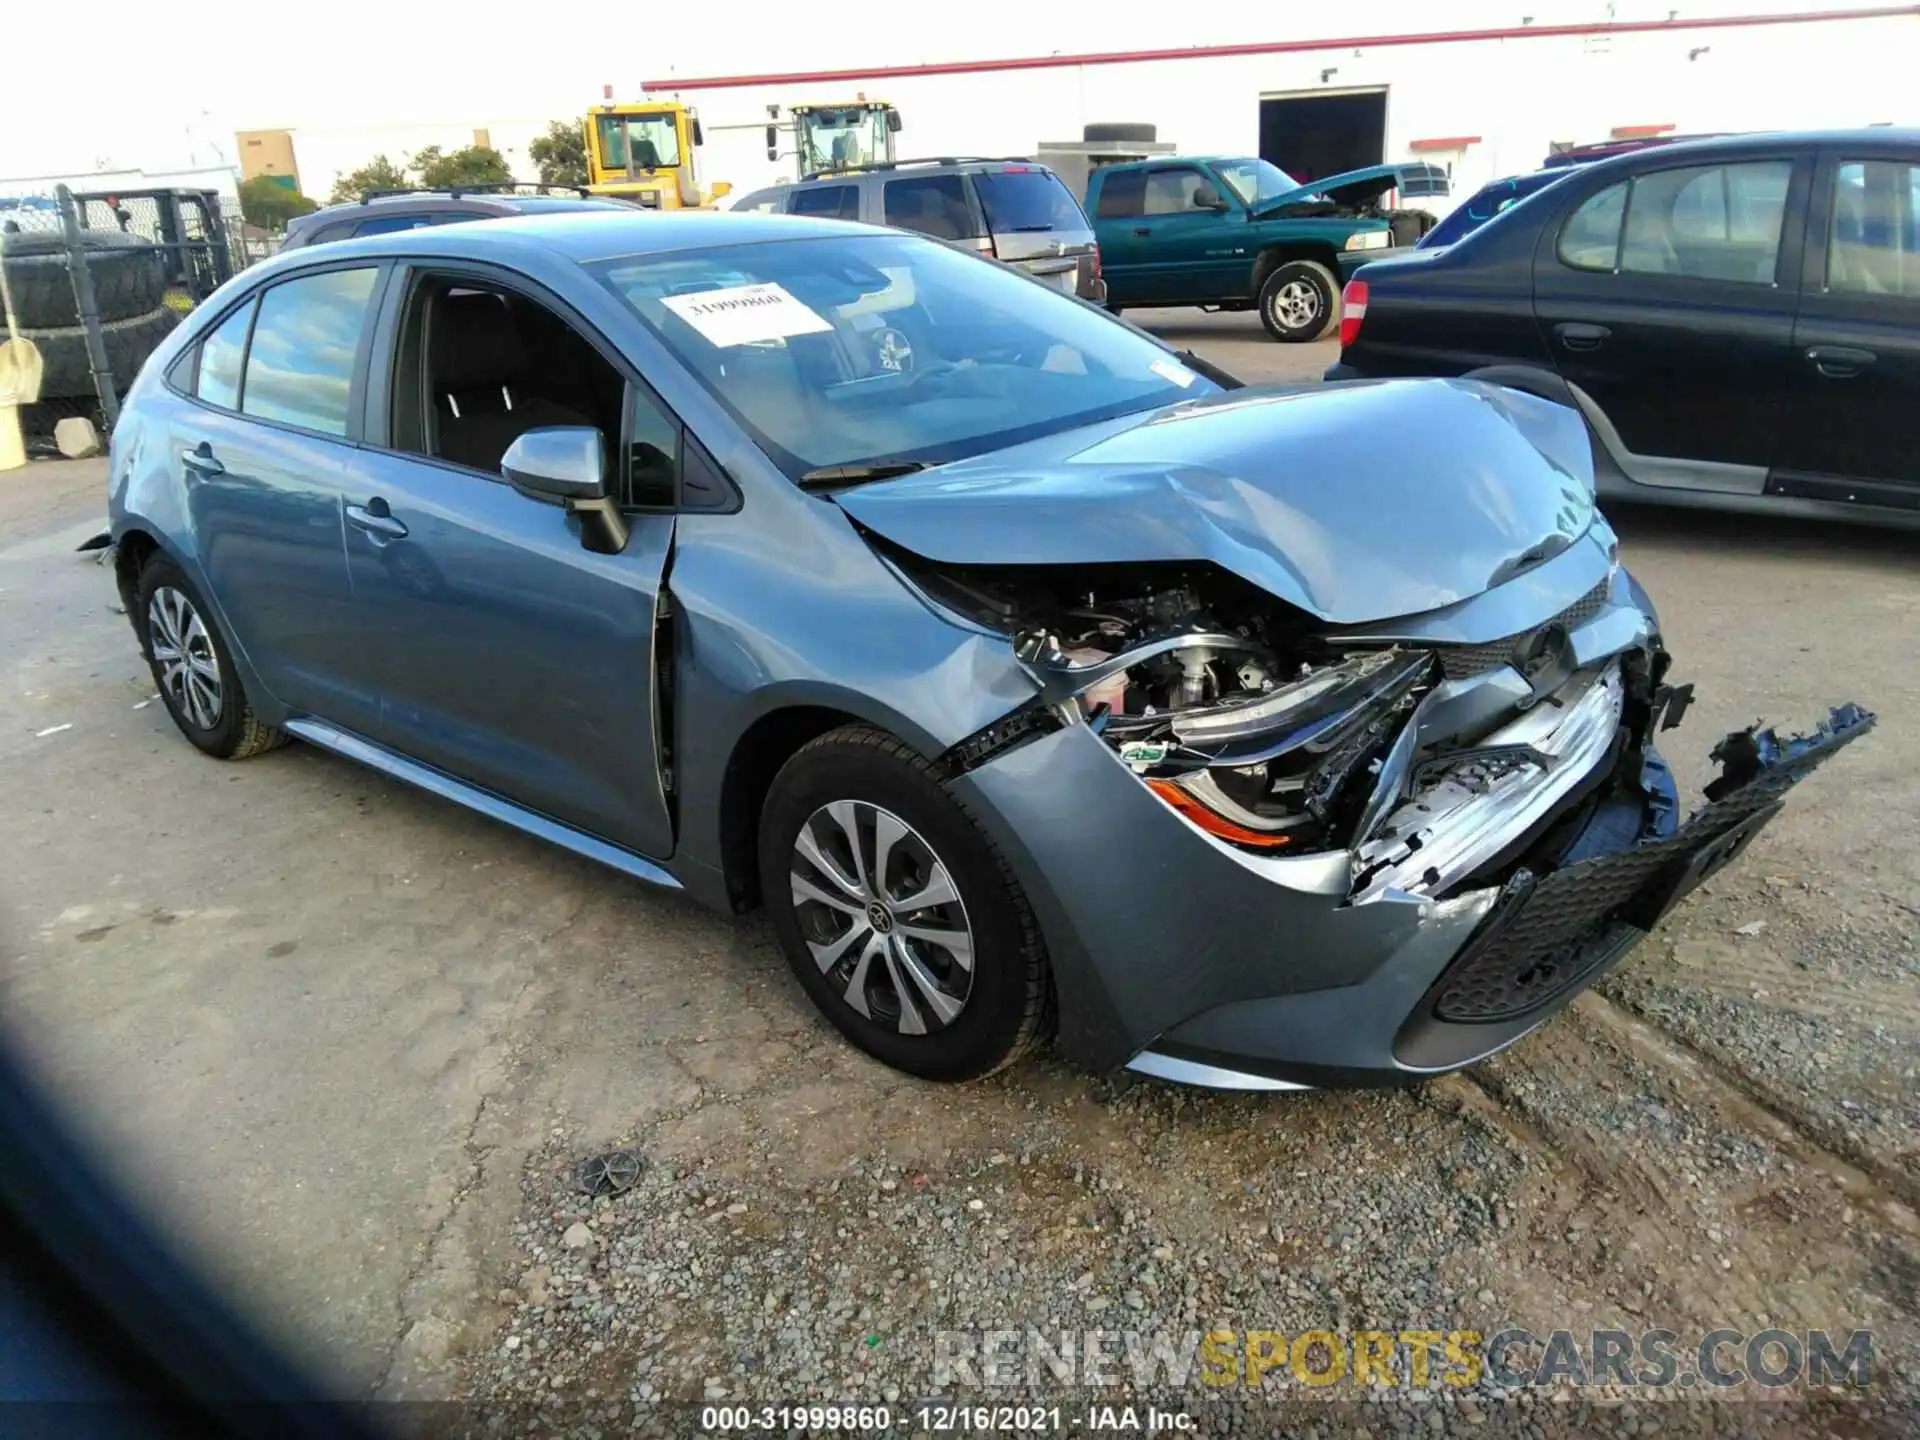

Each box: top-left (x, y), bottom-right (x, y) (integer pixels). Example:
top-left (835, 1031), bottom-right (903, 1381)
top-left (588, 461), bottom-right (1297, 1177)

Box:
top-left (134, 555), bottom-right (286, 760)
top-left (1258, 259), bottom-right (1338, 343)
top-left (758, 725), bottom-right (1050, 1082)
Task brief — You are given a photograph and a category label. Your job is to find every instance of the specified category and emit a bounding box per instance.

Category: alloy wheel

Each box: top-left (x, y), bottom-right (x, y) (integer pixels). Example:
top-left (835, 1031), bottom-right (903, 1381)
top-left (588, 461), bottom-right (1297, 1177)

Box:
top-left (1272, 279), bottom-right (1322, 332)
top-left (789, 800), bottom-right (974, 1035)
top-left (147, 585), bottom-right (223, 730)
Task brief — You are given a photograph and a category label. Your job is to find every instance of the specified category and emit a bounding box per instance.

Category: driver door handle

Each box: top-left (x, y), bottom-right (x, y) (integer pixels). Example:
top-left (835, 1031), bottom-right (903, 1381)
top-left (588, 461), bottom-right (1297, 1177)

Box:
top-left (1806, 344), bottom-right (1875, 378)
top-left (1131, 227), bottom-right (1151, 237)
top-left (1554, 322), bottom-right (1611, 352)
top-left (346, 500), bottom-right (408, 541)
top-left (179, 442), bottom-right (224, 477)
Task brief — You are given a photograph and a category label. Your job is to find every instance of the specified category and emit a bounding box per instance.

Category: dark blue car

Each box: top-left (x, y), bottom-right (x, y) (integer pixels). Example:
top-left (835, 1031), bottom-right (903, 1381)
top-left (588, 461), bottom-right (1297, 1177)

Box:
top-left (106, 211), bottom-right (1866, 1090)
top-left (1417, 168), bottom-right (1574, 250)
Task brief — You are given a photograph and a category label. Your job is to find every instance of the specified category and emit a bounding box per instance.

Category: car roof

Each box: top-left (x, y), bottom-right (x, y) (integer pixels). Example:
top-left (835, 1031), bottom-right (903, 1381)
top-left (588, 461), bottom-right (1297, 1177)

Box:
top-left (286, 192), bottom-right (622, 233)
top-left (784, 158), bottom-right (1060, 186)
top-left (1570, 127), bottom-right (1920, 177)
top-left (1093, 155), bottom-right (1247, 176)
top-left (268, 209), bottom-right (879, 268)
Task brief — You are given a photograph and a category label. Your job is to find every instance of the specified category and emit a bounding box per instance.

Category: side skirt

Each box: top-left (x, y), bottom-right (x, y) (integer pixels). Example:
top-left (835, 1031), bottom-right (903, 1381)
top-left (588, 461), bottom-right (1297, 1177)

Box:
top-left (282, 718), bottom-right (683, 892)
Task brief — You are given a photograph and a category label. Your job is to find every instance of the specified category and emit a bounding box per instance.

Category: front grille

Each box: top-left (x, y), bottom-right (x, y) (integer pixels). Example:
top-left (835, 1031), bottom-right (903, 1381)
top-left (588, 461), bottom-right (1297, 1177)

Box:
top-left (1436, 578), bottom-right (1612, 682)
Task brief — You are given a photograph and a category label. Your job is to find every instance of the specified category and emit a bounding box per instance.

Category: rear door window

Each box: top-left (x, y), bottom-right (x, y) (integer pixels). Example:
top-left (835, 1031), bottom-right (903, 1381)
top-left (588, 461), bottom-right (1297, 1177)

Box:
top-left (194, 301), bottom-right (256, 410)
top-left (788, 185), bottom-right (859, 220)
top-left (973, 169), bottom-right (1087, 234)
top-left (353, 212), bottom-right (456, 237)
top-left (882, 175), bottom-right (980, 240)
top-left (1620, 161), bottom-right (1790, 283)
top-left (240, 267), bottom-right (380, 436)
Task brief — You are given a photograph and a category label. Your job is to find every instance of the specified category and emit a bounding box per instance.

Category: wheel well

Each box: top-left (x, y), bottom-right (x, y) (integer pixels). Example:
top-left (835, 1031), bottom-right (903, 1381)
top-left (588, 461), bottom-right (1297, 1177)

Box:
top-left (1252, 243), bottom-right (1341, 291)
top-left (718, 705), bottom-right (867, 913)
top-left (113, 529), bottom-right (159, 620)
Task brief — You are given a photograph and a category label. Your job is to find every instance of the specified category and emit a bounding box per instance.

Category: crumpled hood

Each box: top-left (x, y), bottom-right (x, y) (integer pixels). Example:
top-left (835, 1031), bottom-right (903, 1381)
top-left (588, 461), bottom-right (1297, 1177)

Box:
top-left (1256, 160), bottom-right (1451, 214)
top-left (834, 378), bottom-right (1600, 625)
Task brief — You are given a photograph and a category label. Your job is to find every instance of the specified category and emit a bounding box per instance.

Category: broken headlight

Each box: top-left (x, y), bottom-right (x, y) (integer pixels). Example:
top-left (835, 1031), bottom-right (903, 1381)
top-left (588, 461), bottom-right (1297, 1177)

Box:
top-left (1125, 649), bottom-right (1431, 852)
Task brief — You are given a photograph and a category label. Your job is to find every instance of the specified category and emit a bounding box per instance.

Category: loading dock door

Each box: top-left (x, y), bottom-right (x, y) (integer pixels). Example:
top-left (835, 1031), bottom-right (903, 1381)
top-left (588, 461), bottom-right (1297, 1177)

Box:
top-left (1259, 89), bottom-right (1387, 183)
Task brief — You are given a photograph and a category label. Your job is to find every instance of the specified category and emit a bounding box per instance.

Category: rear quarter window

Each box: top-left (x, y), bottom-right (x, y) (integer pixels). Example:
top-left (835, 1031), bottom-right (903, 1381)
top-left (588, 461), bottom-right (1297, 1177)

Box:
top-left (883, 175), bottom-right (980, 240)
top-left (973, 170), bottom-right (1087, 234)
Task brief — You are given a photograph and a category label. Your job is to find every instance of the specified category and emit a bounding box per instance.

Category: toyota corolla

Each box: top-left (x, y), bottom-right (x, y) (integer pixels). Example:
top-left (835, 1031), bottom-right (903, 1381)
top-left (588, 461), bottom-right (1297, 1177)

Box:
top-left (106, 211), bottom-right (1869, 1089)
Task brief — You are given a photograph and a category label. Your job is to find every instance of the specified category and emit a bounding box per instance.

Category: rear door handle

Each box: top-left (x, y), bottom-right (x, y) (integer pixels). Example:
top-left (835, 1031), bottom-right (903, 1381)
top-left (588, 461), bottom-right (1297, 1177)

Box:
top-left (345, 500), bottom-right (408, 541)
top-left (1806, 344), bottom-right (1875, 378)
top-left (179, 442), bottom-right (224, 477)
top-left (1131, 227), bottom-right (1151, 237)
top-left (1554, 322), bottom-right (1611, 352)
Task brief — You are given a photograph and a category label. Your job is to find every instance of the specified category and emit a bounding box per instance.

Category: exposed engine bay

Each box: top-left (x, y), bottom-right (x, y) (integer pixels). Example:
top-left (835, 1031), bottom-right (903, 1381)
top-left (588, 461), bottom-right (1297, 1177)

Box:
top-left (908, 554), bottom-right (1677, 904)
top-left (1269, 199), bottom-right (1438, 246)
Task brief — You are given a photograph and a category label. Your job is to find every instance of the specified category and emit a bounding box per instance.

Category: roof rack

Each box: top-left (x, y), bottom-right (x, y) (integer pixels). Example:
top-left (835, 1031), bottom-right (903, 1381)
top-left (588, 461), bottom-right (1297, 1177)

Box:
top-left (357, 181), bottom-right (593, 204)
top-left (798, 156), bottom-right (1039, 182)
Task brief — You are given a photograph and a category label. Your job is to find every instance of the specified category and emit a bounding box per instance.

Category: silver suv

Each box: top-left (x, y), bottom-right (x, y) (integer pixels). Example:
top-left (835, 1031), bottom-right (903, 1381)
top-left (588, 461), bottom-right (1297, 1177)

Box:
top-left (731, 158), bottom-right (1104, 301)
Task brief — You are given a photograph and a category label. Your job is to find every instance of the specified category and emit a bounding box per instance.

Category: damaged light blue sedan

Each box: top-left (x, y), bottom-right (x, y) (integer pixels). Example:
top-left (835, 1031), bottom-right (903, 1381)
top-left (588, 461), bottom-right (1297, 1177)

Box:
top-left (106, 211), bottom-right (1871, 1089)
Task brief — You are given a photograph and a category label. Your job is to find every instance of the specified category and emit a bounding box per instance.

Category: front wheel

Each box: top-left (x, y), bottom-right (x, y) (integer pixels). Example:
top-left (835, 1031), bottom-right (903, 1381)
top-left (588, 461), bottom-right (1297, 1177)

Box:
top-left (1258, 259), bottom-right (1339, 343)
top-left (757, 725), bottom-right (1051, 1082)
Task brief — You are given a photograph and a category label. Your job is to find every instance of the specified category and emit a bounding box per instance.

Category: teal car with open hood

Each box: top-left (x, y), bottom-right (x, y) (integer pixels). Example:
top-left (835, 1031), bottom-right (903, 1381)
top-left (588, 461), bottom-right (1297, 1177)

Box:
top-left (1088, 157), bottom-right (1449, 341)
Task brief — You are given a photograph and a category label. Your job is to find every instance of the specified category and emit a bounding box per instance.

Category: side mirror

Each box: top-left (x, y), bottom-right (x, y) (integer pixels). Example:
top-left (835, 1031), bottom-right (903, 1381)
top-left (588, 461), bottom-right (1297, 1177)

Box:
top-left (886, 109), bottom-right (903, 134)
top-left (1191, 183), bottom-right (1229, 211)
top-left (765, 126), bottom-right (778, 160)
top-left (691, 118), bottom-right (705, 147)
top-left (501, 426), bottom-right (629, 552)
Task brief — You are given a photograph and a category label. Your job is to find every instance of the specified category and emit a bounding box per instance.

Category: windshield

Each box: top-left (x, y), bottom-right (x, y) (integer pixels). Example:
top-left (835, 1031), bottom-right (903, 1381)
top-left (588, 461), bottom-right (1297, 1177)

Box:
top-left (1212, 158), bottom-right (1300, 206)
top-left (798, 107), bottom-right (887, 174)
top-left (594, 233), bottom-right (1219, 480)
top-left (596, 112), bottom-right (682, 172)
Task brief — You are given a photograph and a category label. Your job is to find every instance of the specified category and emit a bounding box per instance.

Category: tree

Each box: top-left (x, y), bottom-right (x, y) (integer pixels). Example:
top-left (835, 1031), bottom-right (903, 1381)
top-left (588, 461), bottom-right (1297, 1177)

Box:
top-left (329, 155), bottom-right (409, 204)
top-left (529, 119), bottom-right (589, 188)
top-left (236, 175), bottom-right (318, 231)
top-left (411, 144), bottom-right (512, 190)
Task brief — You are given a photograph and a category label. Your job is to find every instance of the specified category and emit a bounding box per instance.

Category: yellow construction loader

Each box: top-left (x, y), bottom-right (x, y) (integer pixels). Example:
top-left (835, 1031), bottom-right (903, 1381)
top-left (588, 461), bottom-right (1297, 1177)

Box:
top-left (767, 102), bottom-right (903, 178)
top-left (584, 102), bottom-right (732, 209)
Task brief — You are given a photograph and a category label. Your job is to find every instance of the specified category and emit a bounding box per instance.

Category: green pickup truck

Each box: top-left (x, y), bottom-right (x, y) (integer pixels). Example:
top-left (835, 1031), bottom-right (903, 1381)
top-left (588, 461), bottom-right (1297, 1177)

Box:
top-left (1086, 157), bottom-right (1449, 342)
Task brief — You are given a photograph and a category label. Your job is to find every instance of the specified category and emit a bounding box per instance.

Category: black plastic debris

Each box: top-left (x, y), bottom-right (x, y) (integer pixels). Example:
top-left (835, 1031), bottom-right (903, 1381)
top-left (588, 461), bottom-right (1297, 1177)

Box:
top-left (572, 1149), bottom-right (643, 1198)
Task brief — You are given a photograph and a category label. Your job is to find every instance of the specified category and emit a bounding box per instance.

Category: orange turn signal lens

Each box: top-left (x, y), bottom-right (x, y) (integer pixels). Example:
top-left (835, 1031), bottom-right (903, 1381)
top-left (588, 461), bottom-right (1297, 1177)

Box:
top-left (1146, 779), bottom-right (1295, 850)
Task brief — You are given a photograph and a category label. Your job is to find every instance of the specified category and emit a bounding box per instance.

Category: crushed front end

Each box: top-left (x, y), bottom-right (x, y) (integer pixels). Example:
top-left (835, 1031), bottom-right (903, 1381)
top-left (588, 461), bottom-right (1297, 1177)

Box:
top-left (916, 532), bottom-right (1873, 1089)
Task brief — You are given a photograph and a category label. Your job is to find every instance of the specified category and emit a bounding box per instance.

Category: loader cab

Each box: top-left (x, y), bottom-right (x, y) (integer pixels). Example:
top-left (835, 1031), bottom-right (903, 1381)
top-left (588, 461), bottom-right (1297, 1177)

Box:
top-left (781, 103), bottom-right (903, 177)
top-left (586, 104), bottom-right (724, 208)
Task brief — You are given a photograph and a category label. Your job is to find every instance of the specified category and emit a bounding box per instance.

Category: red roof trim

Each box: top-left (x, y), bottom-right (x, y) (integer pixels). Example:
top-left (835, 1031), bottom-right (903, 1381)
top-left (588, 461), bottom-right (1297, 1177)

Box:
top-left (642, 6), bottom-right (1918, 91)
top-left (1610, 123), bottom-right (1678, 138)
top-left (1409, 135), bottom-right (1482, 151)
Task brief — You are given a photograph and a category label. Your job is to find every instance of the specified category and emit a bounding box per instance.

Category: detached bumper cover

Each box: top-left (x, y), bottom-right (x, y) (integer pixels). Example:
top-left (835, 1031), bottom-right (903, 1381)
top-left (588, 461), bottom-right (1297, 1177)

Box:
top-left (1143, 704), bottom-right (1873, 1087)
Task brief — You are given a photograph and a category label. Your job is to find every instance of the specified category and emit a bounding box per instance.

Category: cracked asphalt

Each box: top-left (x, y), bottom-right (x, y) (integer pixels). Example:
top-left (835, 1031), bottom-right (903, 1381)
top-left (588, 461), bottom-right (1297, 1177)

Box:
top-left (1, 318), bottom-right (1914, 1426)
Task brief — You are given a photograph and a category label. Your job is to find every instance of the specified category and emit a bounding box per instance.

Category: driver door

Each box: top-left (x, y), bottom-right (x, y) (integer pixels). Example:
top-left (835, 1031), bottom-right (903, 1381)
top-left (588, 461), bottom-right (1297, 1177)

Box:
top-left (1107, 165), bottom-right (1245, 305)
top-left (345, 263), bottom-right (679, 860)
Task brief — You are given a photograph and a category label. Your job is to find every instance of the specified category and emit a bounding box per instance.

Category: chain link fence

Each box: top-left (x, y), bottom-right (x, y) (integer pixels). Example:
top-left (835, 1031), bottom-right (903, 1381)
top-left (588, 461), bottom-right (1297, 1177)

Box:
top-left (1, 185), bottom-right (256, 445)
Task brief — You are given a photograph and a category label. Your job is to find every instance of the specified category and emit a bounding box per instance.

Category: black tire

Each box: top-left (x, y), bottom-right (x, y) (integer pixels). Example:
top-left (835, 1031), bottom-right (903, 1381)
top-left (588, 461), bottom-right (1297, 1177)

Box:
top-left (1257, 258), bottom-right (1339, 343)
top-left (758, 725), bottom-right (1050, 1082)
top-left (27, 305), bottom-right (180, 400)
top-left (133, 555), bottom-right (287, 761)
top-left (1083, 122), bottom-right (1157, 144)
top-left (3, 231), bottom-right (168, 329)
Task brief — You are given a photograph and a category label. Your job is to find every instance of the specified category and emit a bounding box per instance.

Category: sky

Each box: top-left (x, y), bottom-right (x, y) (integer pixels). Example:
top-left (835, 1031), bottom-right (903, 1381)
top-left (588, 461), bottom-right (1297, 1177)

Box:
top-left (3, 0), bottom-right (1894, 180)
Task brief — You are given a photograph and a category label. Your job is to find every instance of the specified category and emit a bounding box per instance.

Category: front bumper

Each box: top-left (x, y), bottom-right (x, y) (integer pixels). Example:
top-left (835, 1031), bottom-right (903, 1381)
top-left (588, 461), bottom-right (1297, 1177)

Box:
top-left (951, 646), bottom-right (1872, 1090)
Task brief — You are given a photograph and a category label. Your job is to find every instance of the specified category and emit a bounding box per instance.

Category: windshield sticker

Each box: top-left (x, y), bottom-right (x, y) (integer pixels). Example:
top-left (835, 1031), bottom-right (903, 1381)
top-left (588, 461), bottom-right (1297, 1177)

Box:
top-left (1150, 358), bottom-right (1198, 388)
top-left (661, 282), bottom-right (833, 347)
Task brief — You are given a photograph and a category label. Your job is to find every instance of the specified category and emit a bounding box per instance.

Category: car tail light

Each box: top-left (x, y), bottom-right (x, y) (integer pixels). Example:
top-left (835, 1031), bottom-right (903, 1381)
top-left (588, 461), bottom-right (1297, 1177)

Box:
top-left (1339, 279), bottom-right (1368, 349)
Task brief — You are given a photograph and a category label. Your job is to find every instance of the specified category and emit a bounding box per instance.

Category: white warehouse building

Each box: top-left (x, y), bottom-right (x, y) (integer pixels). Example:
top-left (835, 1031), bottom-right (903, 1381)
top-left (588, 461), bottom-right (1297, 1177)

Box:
top-left (644, 4), bottom-right (1919, 206)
